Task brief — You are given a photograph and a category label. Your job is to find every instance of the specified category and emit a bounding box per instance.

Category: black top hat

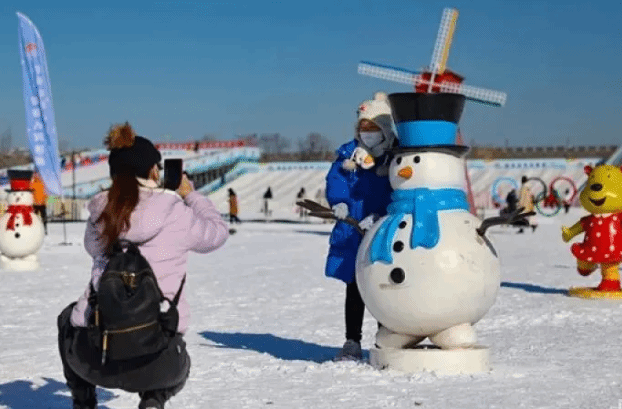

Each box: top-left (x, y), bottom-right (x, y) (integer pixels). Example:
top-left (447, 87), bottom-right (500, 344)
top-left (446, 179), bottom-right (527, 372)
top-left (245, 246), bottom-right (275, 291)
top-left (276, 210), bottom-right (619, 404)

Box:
top-left (388, 93), bottom-right (469, 156)
top-left (6, 169), bottom-right (34, 192)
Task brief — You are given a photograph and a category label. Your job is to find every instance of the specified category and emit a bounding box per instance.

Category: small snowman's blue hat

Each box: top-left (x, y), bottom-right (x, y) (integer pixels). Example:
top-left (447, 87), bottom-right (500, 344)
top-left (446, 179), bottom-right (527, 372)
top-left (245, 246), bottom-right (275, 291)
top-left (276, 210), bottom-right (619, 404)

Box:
top-left (6, 169), bottom-right (34, 193)
top-left (388, 93), bottom-right (469, 157)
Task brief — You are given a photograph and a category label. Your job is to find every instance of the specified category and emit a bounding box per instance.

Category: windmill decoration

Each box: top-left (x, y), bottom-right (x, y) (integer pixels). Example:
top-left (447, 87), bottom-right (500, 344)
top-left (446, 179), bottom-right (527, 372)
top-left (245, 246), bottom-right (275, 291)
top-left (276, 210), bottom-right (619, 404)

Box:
top-left (358, 7), bottom-right (507, 107)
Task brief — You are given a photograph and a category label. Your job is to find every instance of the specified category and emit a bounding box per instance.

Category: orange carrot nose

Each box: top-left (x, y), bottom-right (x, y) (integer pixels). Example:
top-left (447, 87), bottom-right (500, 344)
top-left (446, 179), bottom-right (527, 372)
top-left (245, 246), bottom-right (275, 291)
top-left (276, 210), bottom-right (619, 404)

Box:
top-left (397, 166), bottom-right (413, 179)
top-left (363, 155), bottom-right (374, 165)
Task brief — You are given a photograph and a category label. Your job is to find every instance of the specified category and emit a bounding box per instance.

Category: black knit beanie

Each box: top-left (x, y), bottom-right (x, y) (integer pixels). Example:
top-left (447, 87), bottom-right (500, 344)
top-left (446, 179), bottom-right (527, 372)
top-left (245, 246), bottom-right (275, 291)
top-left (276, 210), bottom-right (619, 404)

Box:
top-left (108, 136), bottom-right (162, 178)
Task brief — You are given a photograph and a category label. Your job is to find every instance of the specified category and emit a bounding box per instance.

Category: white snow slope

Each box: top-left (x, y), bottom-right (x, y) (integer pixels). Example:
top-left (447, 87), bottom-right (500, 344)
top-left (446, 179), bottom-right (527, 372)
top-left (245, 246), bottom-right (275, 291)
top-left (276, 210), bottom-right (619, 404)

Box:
top-left (1, 208), bottom-right (622, 409)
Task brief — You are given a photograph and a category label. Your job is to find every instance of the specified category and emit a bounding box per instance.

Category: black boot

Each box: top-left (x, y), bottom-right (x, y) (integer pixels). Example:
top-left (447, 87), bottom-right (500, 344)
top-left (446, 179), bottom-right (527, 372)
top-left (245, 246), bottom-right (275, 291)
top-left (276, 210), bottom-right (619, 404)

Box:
top-left (139, 390), bottom-right (166, 409)
top-left (58, 302), bottom-right (97, 409)
top-left (71, 387), bottom-right (96, 409)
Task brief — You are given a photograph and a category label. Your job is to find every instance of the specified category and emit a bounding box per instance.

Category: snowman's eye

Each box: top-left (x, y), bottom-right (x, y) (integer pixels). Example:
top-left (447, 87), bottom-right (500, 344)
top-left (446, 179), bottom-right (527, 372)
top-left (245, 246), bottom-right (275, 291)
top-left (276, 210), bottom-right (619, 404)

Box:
top-left (413, 156), bottom-right (420, 164)
top-left (389, 268), bottom-right (405, 284)
top-left (396, 157), bottom-right (402, 165)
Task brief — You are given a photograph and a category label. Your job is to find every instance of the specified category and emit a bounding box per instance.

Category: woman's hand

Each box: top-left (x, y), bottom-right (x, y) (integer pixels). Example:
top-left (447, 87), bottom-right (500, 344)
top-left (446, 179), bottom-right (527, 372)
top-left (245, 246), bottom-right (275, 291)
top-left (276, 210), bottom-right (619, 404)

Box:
top-left (177, 173), bottom-right (194, 198)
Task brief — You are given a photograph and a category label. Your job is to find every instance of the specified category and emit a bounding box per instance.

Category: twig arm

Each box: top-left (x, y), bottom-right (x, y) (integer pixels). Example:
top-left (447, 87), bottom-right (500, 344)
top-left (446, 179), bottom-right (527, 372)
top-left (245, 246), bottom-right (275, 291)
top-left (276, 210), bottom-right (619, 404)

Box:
top-left (297, 200), bottom-right (365, 235)
top-left (476, 207), bottom-right (536, 236)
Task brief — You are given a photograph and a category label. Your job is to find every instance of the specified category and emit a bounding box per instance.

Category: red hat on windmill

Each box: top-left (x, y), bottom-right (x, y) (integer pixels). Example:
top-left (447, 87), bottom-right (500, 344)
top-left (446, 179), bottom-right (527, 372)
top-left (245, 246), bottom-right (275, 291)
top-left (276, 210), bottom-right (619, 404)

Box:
top-left (6, 170), bottom-right (34, 193)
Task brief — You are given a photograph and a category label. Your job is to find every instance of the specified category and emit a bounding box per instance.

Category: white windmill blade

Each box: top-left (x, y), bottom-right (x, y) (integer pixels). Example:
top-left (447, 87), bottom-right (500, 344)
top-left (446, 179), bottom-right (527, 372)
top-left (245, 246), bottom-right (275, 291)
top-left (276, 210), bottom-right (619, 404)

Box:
top-left (452, 83), bottom-right (507, 106)
top-left (358, 61), bottom-right (423, 86)
top-left (358, 61), bottom-right (507, 106)
top-left (430, 8), bottom-right (459, 74)
top-left (431, 81), bottom-right (507, 107)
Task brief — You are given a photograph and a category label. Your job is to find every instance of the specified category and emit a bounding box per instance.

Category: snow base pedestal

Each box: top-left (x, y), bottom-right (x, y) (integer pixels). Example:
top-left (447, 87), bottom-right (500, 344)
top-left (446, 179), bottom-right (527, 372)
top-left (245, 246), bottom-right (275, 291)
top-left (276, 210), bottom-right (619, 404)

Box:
top-left (0, 254), bottom-right (39, 271)
top-left (369, 345), bottom-right (490, 375)
top-left (568, 287), bottom-right (622, 300)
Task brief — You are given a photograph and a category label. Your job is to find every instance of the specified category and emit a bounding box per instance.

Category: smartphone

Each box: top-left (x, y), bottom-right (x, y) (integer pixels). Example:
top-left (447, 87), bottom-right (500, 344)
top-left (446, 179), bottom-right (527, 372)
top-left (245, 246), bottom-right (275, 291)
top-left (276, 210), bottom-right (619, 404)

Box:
top-left (163, 159), bottom-right (183, 190)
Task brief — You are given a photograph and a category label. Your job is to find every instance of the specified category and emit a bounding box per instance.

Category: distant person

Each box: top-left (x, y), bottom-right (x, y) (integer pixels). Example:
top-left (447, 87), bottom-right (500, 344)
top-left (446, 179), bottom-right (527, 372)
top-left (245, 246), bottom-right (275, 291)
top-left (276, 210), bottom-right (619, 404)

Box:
top-left (563, 188), bottom-right (571, 214)
top-left (518, 176), bottom-right (537, 233)
top-left (504, 189), bottom-right (518, 214)
top-left (31, 172), bottom-right (48, 235)
top-left (544, 188), bottom-right (570, 214)
top-left (228, 188), bottom-right (241, 224)
top-left (262, 187), bottom-right (273, 217)
top-left (56, 122), bottom-right (228, 409)
top-left (296, 187), bottom-right (307, 219)
top-left (503, 188), bottom-right (527, 230)
top-left (501, 189), bottom-right (517, 220)
top-left (325, 92), bottom-right (396, 361)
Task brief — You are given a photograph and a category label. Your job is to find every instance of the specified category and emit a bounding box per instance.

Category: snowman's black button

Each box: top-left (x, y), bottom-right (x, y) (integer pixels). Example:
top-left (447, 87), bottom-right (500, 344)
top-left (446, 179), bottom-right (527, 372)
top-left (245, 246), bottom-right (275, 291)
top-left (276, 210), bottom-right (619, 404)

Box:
top-left (399, 221), bottom-right (407, 229)
top-left (14, 233), bottom-right (20, 238)
top-left (389, 268), bottom-right (405, 284)
top-left (393, 241), bottom-right (404, 252)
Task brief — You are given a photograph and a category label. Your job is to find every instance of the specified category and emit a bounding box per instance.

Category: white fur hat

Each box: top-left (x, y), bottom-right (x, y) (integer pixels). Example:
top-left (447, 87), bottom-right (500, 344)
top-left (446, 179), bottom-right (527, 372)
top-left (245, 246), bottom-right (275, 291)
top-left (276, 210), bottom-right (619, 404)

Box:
top-left (357, 92), bottom-right (392, 123)
top-left (354, 92), bottom-right (396, 157)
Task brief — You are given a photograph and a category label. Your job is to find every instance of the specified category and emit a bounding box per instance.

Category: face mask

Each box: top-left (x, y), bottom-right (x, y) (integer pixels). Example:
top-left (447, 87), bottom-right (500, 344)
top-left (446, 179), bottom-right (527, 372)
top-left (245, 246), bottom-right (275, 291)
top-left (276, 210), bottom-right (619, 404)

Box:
top-left (359, 131), bottom-right (384, 148)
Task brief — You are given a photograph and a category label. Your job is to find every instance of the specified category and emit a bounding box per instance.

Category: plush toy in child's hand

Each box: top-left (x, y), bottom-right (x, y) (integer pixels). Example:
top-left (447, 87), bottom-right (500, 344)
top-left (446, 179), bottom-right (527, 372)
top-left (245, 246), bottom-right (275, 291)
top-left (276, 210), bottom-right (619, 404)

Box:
top-left (342, 147), bottom-right (375, 171)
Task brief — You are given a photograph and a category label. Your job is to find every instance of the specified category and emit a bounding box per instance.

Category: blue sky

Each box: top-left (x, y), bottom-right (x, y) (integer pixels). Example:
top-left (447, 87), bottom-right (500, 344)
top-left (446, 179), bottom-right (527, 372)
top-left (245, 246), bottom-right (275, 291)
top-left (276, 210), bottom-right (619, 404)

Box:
top-left (1, 0), bottom-right (620, 151)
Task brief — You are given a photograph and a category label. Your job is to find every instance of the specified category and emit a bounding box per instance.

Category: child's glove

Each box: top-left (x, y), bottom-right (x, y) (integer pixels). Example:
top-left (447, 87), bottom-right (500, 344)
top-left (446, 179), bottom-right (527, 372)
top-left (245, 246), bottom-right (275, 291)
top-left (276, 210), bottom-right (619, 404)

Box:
top-left (332, 203), bottom-right (349, 220)
top-left (359, 214), bottom-right (377, 231)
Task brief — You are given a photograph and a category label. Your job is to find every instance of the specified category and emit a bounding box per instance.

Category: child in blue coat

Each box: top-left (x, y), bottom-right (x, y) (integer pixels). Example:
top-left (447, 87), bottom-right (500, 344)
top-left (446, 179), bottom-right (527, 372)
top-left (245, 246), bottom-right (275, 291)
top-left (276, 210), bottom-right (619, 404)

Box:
top-left (325, 92), bottom-right (396, 360)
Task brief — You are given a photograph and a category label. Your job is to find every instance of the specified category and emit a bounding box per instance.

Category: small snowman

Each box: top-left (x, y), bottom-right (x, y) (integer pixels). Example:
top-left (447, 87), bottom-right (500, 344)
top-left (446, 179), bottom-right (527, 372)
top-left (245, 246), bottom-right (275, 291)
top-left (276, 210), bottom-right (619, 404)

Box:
top-left (0, 170), bottom-right (45, 270)
top-left (356, 93), bottom-right (505, 374)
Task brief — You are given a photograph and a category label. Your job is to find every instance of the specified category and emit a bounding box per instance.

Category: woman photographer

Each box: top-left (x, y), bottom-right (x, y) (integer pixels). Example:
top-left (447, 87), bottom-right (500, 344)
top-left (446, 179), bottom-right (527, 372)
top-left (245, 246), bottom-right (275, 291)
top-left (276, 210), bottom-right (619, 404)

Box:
top-left (57, 122), bottom-right (229, 409)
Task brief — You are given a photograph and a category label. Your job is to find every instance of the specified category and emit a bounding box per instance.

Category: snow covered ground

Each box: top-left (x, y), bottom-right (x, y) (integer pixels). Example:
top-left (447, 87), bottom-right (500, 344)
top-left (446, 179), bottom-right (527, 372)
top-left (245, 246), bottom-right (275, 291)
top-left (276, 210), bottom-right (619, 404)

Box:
top-left (2, 208), bottom-right (622, 409)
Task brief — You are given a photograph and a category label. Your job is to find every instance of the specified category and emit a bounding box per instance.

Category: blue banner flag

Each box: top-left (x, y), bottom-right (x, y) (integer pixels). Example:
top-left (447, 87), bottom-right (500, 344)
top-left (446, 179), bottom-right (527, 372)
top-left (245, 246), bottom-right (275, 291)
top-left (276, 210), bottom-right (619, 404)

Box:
top-left (17, 12), bottom-right (63, 195)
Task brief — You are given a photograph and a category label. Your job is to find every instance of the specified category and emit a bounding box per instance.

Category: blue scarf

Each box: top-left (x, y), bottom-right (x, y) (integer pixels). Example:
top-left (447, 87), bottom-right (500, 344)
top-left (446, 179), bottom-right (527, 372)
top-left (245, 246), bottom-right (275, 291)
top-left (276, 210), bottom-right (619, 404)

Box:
top-left (369, 188), bottom-right (469, 264)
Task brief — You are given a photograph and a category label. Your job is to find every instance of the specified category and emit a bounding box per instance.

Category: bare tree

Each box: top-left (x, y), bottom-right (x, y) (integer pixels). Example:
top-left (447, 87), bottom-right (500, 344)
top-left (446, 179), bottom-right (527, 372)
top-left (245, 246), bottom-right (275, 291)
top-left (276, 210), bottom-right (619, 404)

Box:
top-left (259, 133), bottom-right (290, 154)
top-left (238, 133), bottom-right (258, 146)
top-left (297, 132), bottom-right (331, 160)
top-left (275, 134), bottom-right (290, 154)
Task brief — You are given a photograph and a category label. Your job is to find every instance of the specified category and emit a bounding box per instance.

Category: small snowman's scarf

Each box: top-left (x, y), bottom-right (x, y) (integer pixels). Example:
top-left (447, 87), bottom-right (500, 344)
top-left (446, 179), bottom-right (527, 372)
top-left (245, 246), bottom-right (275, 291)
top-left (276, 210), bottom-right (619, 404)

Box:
top-left (369, 188), bottom-right (469, 263)
top-left (6, 205), bottom-right (33, 231)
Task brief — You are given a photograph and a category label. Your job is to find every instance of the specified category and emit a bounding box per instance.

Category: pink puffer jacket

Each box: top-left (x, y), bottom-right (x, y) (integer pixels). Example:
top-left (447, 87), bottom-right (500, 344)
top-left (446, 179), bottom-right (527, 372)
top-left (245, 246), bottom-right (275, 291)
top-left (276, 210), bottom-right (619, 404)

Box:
top-left (70, 181), bottom-right (229, 334)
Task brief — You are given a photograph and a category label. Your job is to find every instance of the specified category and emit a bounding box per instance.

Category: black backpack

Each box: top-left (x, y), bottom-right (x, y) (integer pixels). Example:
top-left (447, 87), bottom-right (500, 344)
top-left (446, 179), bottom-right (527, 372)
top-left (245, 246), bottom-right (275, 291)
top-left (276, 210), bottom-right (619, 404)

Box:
top-left (87, 240), bottom-right (185, 364)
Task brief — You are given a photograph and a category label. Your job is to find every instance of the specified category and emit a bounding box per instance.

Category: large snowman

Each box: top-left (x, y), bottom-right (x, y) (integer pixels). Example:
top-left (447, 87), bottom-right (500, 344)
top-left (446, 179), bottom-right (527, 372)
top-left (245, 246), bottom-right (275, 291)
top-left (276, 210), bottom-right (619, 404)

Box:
top-left (356, 93), bottom-right (501, 373)
top-left (0, 170), bottom-right (45, 270)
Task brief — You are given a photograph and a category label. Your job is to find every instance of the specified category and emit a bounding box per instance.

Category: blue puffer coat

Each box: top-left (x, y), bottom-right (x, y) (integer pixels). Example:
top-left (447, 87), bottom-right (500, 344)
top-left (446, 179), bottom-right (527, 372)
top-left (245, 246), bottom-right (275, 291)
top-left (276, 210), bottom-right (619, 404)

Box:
top-left (325, 140), bottom-right (393, 283)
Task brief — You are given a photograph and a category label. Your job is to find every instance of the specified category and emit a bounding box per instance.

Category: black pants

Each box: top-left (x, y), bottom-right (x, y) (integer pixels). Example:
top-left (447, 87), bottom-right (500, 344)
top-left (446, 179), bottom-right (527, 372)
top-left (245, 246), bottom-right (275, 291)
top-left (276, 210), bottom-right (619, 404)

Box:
top-left (33, 205), bottom-right (47, 233)
top-left (57, 303), bottom-right (190, 405)
top-left (345, 282), bottom-right (365, 343)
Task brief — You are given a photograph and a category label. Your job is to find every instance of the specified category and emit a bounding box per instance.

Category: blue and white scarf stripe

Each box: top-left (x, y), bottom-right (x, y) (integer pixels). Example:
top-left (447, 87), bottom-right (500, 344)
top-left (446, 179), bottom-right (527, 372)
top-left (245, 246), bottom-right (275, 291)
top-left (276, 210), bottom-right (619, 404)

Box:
top-left (369, 188), bottom-right (469, 264)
